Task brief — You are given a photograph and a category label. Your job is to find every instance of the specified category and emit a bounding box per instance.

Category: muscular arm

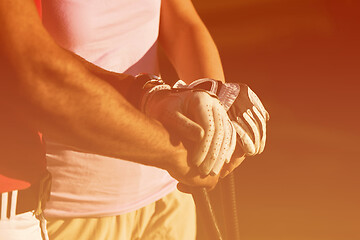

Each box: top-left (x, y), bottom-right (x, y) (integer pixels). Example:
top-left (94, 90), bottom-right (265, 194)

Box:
top-left (159, 0), bottom-right (225, 83)
top-left (0, 0), bottom-right (174, 166)
top-left (0, 0), bottom-right (220, 189)
top-left (63, 50), bottom-right (135, 97)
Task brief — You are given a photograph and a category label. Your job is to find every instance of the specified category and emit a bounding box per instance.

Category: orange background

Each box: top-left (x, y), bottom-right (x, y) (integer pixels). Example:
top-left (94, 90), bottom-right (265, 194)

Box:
top-left (162, 0), bottom-right (359, 239)
top-left (193, 0), bottom-right (360, 239)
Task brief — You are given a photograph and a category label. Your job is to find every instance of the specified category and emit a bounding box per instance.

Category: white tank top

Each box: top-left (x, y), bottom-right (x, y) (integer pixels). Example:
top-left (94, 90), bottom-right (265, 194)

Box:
top-left (42, 0), bottom-right (177, 218)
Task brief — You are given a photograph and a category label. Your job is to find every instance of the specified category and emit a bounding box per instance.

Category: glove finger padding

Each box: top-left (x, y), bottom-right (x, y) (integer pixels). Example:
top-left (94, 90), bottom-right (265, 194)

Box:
top-left (198, 102), bottom-right (225, 175)
top-left (188, 92), bottom-right (236, 175)
top-left (226, 120), bottom-right (237, 163)
top-left (252, 106), bottom-right (267, 154)
top-left (248, 88), bottom-right (270, 121)
top-left (188, 98), bottom-right (216, 169)
top-left (228, 83), bottom-right (269, 155)
top-left (178, 79), bottom-right (269, 157)
top-left (232, 117), bottom-right (256, 155)
top-left (244, 109), bottom-right (261, 154)
top-left (211, 118), bottom-right (236, 175)
top-left (145, 89), bottom-right (236, 176)
top-left (187, 92), bottom-right (227, 175)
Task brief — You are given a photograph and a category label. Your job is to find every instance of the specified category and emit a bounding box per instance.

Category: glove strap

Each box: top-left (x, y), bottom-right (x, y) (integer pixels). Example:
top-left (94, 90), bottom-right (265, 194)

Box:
top-left (174, 78), bottom-right (240, 112)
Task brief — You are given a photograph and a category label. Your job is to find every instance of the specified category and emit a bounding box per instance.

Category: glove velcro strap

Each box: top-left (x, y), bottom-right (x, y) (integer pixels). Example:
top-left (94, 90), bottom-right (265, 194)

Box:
top-left (175, 78), bottom-right (240, 112)
top-left (217, 82), bottom-right (240, 112)
top-left (171, 82), bottom-right (219, 99)
top-left (189, 79), bottom-right (221, 94)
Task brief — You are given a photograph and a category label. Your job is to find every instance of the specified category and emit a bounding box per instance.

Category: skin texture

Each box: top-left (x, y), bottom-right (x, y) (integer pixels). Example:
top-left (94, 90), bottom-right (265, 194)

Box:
top-left (69, 0), bottom-right (247, 180)
top-left (159, 0), bottom-right (225, 83)
top-left (0, 0), bottom-right (246, 192)
top-left (58, 0), bottom-right (247, 181)
top-left (0, 0), bottom-right (219, 190)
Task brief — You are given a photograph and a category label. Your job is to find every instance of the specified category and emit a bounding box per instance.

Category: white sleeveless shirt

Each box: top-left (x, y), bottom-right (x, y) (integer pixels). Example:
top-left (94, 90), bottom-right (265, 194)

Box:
top-left (42, 0), bottom-right (177, 218)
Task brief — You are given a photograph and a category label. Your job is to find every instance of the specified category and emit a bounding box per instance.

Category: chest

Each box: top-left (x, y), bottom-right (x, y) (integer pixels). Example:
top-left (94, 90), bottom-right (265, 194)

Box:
top-left (42, 0), bottom-right (161, 49)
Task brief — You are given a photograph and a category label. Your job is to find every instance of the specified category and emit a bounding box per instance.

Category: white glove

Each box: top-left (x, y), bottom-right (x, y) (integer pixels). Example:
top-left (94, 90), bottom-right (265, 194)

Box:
top-left (175, 79), bottom-right (270, 156)
top-left (143, 87), bottom-right (236, 175)
top-left (228, 83), bottom-right (270, 155)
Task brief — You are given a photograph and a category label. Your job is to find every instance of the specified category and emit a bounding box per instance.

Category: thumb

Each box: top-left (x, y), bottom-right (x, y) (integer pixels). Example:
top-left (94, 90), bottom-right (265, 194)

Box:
top-left (177, 183), bottom-right (195, 194)
top-left (232, 120), bottom-right (256, 155)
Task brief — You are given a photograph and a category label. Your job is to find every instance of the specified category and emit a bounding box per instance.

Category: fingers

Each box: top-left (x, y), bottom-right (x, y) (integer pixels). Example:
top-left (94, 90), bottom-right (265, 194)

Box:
top-left (199, 102), bottom-right (224, 175)
top-left (259, 121), bottom-right (267, 154)
top-left (220, 155), bottom-right (245, 178)
top-left (247, 87), bottom-right (269, 153)
top-left (243, 109), bottom-right (261, 153)
top-left (186, 93), bottom-right (236, 176)
top-left (177, 183), bottom-right (217, 194)
top-left (180, 171), bottom-right (219, 192)
top-left (177, 183), bottom-right (194, 194)
top-left (232, 118), bottom-right (256, 155)
top-left (189, 101), bottom-right (215, 168)
top-left (233, 107), bottom-right (265, 156)
top-left (228, 84), bottom-right (269, 157)
top-left (248, 88), bottom-right (270, 121)
top-left (220, 146), bottom-right (246, 178)
top-left (173, 168), bottom-right (219, 193)
top-left (252, 106), bottom-right (267, 154)
top-left (149, 89), bottom-right (241, 177)
top-left (227, 122), bottom-right (237, 163)
top-left (210, 119), bottom-right (236, 175)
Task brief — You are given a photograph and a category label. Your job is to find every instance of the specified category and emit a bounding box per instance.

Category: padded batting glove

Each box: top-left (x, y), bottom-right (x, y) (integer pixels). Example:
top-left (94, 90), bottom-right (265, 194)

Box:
top-left (139, 76), bottom-right (236, 176)
top-left (174, 78), bottom-right (270, 156)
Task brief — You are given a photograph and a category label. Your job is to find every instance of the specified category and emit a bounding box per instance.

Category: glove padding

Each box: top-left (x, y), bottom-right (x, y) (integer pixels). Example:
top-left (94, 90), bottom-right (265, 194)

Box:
top-left (144, 88), bottom-right (236, 175)
top-left (228, 83), bottom-right (270, 155)
top-left (175, 79), bottom-right (270, 156)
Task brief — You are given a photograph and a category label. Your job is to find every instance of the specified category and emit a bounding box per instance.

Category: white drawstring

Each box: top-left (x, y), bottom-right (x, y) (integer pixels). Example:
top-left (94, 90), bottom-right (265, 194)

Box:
top-left (10, 190), bottom-right (18, 218)
top-left (38, 213), bottom-right (49, 240)
top-left (1, 190), bottom-right (19, 220)
top-left (0, 193), bottom-right (8, 220)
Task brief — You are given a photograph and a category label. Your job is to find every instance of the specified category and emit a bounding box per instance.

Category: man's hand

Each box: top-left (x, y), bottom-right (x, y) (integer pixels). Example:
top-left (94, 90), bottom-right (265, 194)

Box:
top-left (220, 145), bottom-right (246, 178)
top-left (179, 79), bottom-right (270, 156)
top-left (144, 89), bottom-right (236, 176)
top-left (228, 83), bottom-right (270, 156)
top-left (165, 148), bottom-right (220, 193)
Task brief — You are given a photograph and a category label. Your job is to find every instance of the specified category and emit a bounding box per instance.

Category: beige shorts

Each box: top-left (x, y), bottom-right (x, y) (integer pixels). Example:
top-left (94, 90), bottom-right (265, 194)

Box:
top-left (46, 189), bottom-right (196, 240)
